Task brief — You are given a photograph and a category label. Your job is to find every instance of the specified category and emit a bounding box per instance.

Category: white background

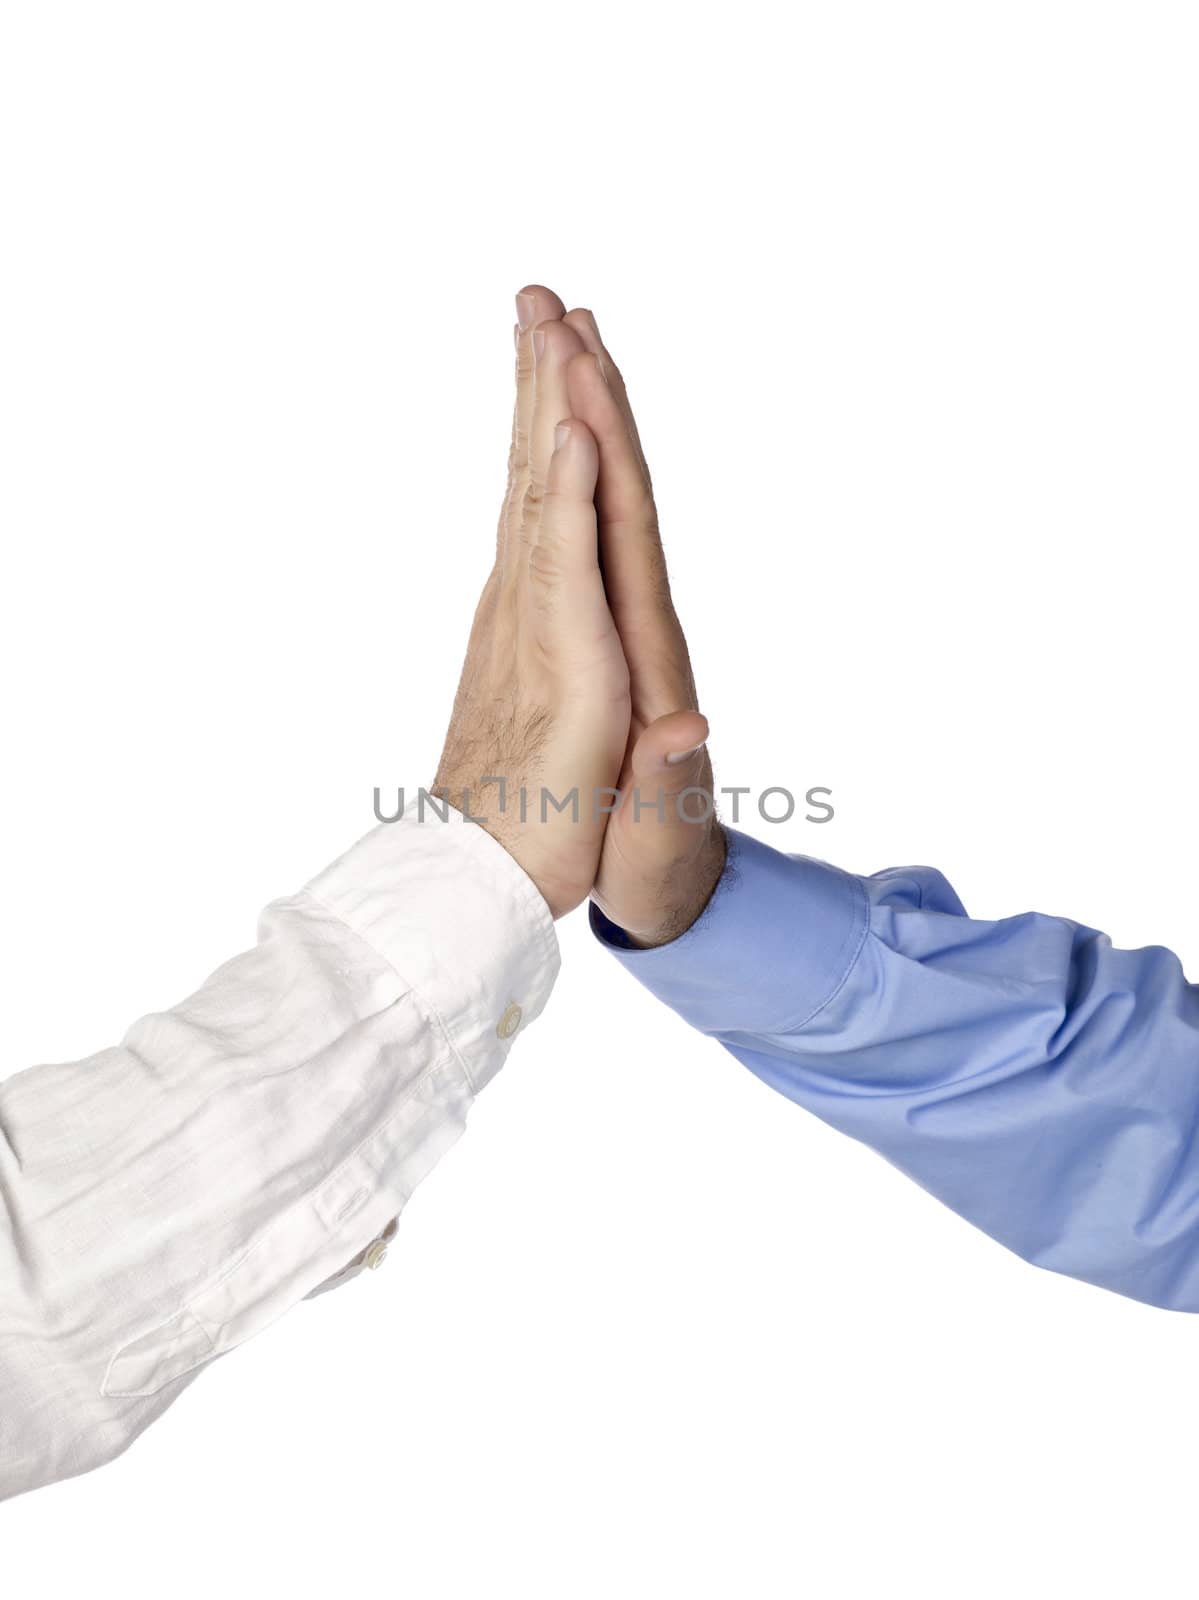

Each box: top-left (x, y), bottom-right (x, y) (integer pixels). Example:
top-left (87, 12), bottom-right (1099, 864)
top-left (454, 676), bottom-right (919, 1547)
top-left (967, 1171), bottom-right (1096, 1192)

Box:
top-left (2, 2), bottom-right (1197, 1595)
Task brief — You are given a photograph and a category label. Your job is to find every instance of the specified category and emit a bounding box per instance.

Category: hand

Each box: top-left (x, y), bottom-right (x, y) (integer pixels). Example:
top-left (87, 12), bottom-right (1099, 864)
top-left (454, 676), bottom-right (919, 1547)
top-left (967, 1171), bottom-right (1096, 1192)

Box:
top-left (434, 287), bottom-right (631, 918)
top-left (563, 307), bottom-right (727, 946)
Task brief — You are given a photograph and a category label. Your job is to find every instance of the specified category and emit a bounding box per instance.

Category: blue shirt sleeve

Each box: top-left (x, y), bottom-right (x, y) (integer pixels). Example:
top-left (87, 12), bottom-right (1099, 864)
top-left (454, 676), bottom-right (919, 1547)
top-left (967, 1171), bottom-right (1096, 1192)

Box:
top-left (591, 827), bottom-right (1199, 1312)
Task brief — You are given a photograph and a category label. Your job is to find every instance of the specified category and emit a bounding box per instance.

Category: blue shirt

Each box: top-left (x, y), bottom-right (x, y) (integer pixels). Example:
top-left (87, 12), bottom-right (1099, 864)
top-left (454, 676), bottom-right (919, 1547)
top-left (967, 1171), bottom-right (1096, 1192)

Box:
top-left (591, 828), bottom-right (1199, 1312)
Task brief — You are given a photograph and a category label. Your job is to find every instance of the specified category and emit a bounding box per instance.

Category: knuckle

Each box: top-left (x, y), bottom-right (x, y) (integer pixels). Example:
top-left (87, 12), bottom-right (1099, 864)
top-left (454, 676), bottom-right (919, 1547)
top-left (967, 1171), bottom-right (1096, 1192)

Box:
top-left (625, 479), bottom-right (658, 524)
top-left (521, 476), bottom-right (546, 519)
top-left (504, 461), bottom-right (531, 514)
top-left (603, 354), bottom-right (625, 388)
top-left (527, 539), bottom-right (564, 589)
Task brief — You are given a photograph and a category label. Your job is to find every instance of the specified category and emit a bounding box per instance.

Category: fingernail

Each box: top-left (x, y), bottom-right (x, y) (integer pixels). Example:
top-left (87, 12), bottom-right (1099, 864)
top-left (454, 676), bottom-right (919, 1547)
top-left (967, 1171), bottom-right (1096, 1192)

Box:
top-left (594, 352), bottom-right (610, 385)
top-left (533, 326), bottom-right (546, 359)
top-left (665, 742), bottom-right (706, 766)
top-left (516, 293), bottom-right (536, 331)
top-left (554, 422), bottom-right (572, 452)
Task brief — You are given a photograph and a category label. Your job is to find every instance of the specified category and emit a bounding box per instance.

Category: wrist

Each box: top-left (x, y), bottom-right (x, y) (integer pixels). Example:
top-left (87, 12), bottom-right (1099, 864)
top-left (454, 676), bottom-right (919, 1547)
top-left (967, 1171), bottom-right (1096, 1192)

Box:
top-left (429, 775), bottom-right (589, 922)
top-left (618, 821), bottom-right (728, 949)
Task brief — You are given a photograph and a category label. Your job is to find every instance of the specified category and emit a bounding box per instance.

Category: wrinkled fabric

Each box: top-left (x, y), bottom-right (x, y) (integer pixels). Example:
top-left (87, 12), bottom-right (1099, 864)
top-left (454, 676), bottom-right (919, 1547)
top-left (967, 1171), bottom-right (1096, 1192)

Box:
top-left (1, 807), bottom-right (558, 1501)
top-left (594, 827), bottom-right (1199, 1311)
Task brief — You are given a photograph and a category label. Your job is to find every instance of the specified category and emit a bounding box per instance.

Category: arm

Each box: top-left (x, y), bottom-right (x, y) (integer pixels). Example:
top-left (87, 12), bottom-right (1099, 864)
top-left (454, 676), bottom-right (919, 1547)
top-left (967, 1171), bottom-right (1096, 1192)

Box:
top-left (0, 810), bottom-right (556, 1501)
top-left (563, 305), bottom-right (1199, 1313)
top-left (0, 283), bottom-right (632, 1501)
top-left (593, 828), bottom-right (1199, 1312)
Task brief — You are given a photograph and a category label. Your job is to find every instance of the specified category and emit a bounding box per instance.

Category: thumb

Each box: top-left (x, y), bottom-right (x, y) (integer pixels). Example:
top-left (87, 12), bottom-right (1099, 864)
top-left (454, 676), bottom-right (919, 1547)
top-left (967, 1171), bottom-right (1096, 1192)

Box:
top-left (597, 708), bottom-right (723, 947)
top-left (623, 710), bottom-right (714, 842)
top-left (629, 710), bottom-right (710, 782)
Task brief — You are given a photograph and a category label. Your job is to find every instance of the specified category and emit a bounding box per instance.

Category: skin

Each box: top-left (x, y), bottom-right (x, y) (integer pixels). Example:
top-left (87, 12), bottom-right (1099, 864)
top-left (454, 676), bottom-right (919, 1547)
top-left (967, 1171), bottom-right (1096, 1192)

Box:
top-left (435, 285), bottom-right (725, 946)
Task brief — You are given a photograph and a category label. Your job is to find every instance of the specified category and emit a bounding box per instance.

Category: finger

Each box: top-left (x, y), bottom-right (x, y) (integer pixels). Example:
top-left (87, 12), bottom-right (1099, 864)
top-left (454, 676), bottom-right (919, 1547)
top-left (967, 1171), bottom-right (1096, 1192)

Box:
top-left (525, 318), bottom-right (586, 526)
top-left (525, 419), bottom-right (617, 668)
top-left (566, 347), bottom-right (695, 717)
top-left (565, 348), bottom-right (662, 580)
top-left (518, 282), bottom-right (567, 334)
top-left (512, 287), bottom-right (568, 475)
top-left (525, 419), bottom-right (612, 637)
top-left (562, 306), bottom-right (652, 479)
top-left (500, 285), bottom-right (567, 563)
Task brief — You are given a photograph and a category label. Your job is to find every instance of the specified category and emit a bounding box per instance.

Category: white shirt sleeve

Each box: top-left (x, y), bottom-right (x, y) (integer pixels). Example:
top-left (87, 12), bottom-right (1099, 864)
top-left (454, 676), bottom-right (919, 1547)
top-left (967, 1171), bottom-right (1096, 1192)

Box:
top-left (0, 806), bottom-right (559, 1502)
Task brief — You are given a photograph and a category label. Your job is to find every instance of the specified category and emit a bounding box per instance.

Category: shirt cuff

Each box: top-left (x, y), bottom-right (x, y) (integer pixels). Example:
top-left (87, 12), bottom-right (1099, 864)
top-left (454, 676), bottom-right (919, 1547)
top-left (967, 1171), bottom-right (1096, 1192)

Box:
top-left (589, 827), bottom-right (868, 1036)
top-left (305, 804), bottom-right (560, 1094)
top-left (297, 806), bottom-right (560, 1299)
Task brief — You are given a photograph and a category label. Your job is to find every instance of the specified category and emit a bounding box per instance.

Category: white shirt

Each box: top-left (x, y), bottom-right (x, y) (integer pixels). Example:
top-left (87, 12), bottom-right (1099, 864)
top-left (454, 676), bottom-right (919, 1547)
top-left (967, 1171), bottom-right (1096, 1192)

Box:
top-left (0, 807), bottom-right (559, 1502)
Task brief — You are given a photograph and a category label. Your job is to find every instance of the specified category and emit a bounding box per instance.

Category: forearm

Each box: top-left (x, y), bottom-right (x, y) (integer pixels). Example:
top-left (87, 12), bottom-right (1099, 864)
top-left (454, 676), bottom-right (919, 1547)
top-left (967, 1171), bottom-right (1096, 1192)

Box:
top-left (594, 827), bottom-right (1199, 1311)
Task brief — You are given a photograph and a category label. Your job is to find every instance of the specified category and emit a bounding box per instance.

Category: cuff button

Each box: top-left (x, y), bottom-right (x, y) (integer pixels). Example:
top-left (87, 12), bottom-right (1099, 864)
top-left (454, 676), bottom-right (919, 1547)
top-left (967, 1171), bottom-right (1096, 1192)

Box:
top-left (364, 1240), bottom-right (389, 1271)
top-left (496, 1001), bottom-right (522, 1039)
